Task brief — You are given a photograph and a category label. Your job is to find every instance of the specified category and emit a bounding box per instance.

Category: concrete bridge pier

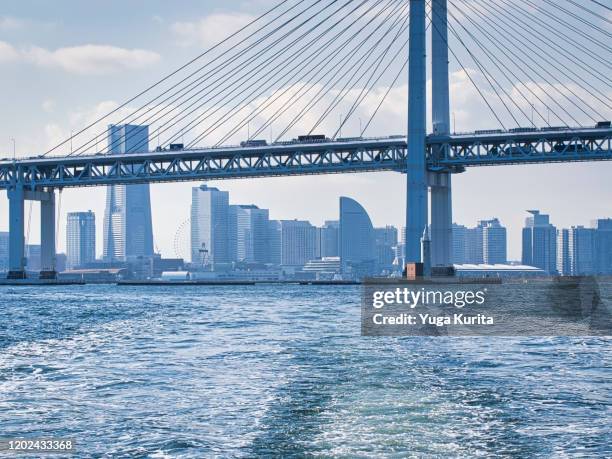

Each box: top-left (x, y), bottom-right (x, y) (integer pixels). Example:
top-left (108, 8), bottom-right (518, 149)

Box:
top-left (6, 186), bottom-right (57, 280)
top-left (7, 183), bottom-right (25, 279)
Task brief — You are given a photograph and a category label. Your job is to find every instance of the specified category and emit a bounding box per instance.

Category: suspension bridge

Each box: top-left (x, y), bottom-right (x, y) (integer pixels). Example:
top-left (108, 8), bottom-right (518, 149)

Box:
top-left (1, 0), bottom-right (611, 279)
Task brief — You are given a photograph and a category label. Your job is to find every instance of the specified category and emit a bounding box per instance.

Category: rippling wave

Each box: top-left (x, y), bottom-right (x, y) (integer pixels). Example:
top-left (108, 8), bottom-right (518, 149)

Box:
top-left (0, 285), bottom-right (610, 457)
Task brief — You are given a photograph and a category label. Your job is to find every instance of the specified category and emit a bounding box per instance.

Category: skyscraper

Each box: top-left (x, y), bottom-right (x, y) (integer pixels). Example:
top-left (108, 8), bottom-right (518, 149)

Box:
top-left (229, 205), bottom-right (270, 263)
top-left (0, 231), bottom-right (8, 272)
top-left (339, 196), bottom-right (376, 276)
top-left (277, 220), bottom-right (317, 267)
top-left (191, 184), bottom-right (230, 268)
top-left (522, 210), bottom-right (557, 273)
top-left (481, 218), bottom-right (507, 264)
top-left (593, 219), bottom-right (612, 275)
top-left (568, 226), bottom-right (596, 275)
top-left (103, 124), bottom-right (154, 261)
top-left (66, 211), bottom-right (96, 269)
top-left (375, 226), bottom-right (398, 272)
top-left (557, 229), bottom-right (571, 276)
top-left (451, 223), bottom-right (468, 264)
top-left (319, 220), bottom-right (339, 258)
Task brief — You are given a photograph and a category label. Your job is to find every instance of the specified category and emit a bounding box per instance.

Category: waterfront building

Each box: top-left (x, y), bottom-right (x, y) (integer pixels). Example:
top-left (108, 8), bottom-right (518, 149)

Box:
top-left (481, 218), bottom-right (507, 264)
top-left (103, 124), bottom-right (154, 261)
top-left (268, 220), bottom-right (282, 265)
top-left (191, 184), bottom-right (230, 268)
top-left (339, 196), bottom-right (376, 277)
top-left (593, 219), bottom-right (612, 274)
top-left (0, 231), bottom-right (8, 272)
top-left (318, 220), bottom-right (339, 258)
top-left (568, 226), bottom-right (596, 275)
top-left (277, 220), bottom-right (317, 267)
top-left (375, 226), bottom-right (398, 273)
top-left (557, 229), bottom-right (571, 276)
top-left (229, 205), bottom-right (270, 263)
top-left (522, 210), bottom-right (557, 273)
top-left (451, 223), bottom-right (468, 264)
top-left (66, 211), bottom-right (96, 269)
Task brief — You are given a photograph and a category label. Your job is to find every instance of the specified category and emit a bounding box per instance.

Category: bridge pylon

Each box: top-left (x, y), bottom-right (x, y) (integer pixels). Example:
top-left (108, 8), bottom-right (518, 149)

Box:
top-left (406, 0), bottom-right (453, 267)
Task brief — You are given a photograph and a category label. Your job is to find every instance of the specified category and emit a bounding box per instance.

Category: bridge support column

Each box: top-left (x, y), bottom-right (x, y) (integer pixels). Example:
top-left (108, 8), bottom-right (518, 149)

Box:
top-left (429, 0), bottom-right (453, 267)
top-left (405, 0), bottom-right (428, 263)
top-left (429, 172), bottom-right (452, 266)
top-left (39, 190), bottom-right (56, 279)
top-left (7, 184), bottom-right (26, 279)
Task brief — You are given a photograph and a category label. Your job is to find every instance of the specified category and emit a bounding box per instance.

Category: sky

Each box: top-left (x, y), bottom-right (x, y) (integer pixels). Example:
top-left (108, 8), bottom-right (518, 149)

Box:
top-left (0, 0), bottom-right (610, 261)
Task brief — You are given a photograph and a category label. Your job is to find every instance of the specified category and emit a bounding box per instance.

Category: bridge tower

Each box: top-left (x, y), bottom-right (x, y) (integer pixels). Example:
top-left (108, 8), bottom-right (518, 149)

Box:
top-left (7, 177), bottom-right (57, 280)
top-left (406, 0), bottom-right (453, 266)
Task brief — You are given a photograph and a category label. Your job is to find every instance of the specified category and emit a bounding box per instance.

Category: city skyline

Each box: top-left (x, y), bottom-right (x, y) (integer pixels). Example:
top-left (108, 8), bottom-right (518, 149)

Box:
top-left (11, 188), bottom-right (609, 276)
top-left (0, 1), bottom-right (610, 263)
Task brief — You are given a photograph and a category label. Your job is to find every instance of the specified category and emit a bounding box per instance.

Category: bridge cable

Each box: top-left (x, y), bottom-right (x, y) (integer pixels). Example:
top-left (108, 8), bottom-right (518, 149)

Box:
top-left (274, 7), bottom-right (410, 140)
top-left (331, 15), bottom-right (416, 140)
top-left (44, 0), bottom-right (296, 157)
top-left (493, 0), bottom-right (612, 73)
top-left (541, 0), bottom-right (612, 39)
top-left (73, 0), bottom-right (329, 156)
top-left (564, 0), bottom-right (612, 24)
top-left (245, 0), bottom-right (405, 143)
top-left (99, 0), bottom-right (368, 155)
top-left (425, 7), bottom-right (507, 129)
top-left (176, 0), bottom-right (400, 148)
top-left (590, 0), bottom-right (611, 12)
top-left (446, 2), bottom-right (557, 126)
top-left (214, 0), bottom-right (404, 146)
top-left (199, 1), bottom-right (408, 147)
top-left (469, 0), bottom-right (610, 122)
top-left (306, 10), bottom-right (410, 137)
top-left (516, 0), bottom-right (612, 54)
top-left (479, 0), bottom-right (612, 96)
top-left (454, 0), bottom-right (601, 125)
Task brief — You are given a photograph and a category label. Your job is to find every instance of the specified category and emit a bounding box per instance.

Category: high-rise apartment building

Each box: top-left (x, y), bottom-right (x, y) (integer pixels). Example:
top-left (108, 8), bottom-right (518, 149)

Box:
top-left (593, 219), bottom-right (612, 275)
top-left (481, 218), bottom-right (507, 264)
top-left (522, 210), bottom-right (557, 273)
top-left (276, 220), bottom-right (317, 267)
top-left (375, 226), bottom-right (398, 272)
top-left (557, 229), bottom-right (571, 276)
top-left (229, 205), bottom-right (270, 263)
top-left (191, 184), bottom-right (230, 268)
top-left (318, 220), bottom-right (339, 258)
top-left (0, 232), bottom-right (8, 272)
top-left (103, 124), bottom-right (154, 261)
top-left (66, 211), bottom-right (96, 269)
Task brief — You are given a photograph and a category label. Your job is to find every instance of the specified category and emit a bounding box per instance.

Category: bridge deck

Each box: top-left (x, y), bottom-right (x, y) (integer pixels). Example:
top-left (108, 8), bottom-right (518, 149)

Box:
top-left (0, 127), bottom-right (610, 189)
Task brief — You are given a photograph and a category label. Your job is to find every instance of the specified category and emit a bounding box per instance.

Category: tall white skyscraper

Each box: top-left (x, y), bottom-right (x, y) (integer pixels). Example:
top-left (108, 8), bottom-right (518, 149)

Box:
top-left (229, 205), bottom-right (270, 263)
top-left (557, 229), bottom-right (571, 276)
top-left (66, 211), bottom-right (96, 269)
top-left (522, 210), bottom-right (557, 273)
top-left (103, 124), bottom-right (154, 261)
top-left (191, 184), bottom-right (230, 268)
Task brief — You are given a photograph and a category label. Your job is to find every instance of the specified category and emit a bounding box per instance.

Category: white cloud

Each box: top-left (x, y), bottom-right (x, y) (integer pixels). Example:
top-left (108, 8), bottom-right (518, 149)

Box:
top-left (24, 45), bottom-right (161, 75)
top-left (171, 13), bottom-right (255, 47)
top-left (42, 99), bottom-right (56, 113)
top-left (0, 16), bottom-right (23, 30)
top-left (0, 40), bottom-right (18, 62)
